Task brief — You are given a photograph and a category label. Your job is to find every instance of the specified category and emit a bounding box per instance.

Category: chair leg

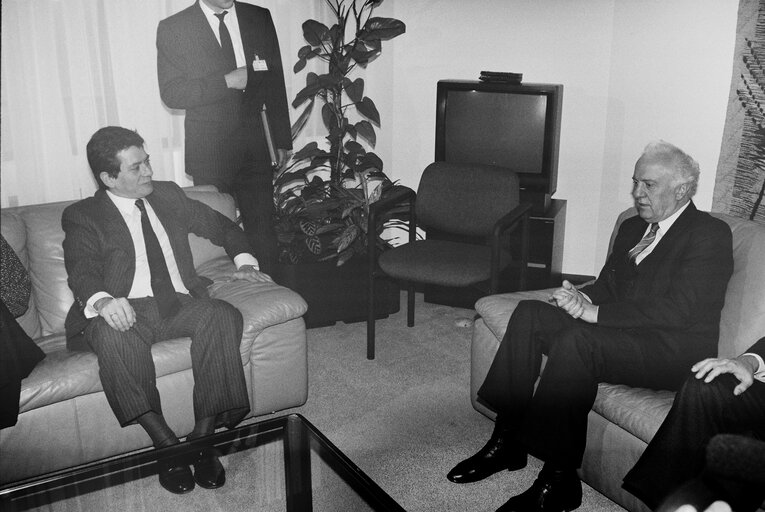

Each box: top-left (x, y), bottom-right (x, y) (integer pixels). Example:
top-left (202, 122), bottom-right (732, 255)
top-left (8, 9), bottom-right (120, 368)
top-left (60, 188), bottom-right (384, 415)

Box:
top-left (367, 272), bottom-right (376, 360)
top-left (406, 283), bottom-right (415, 327)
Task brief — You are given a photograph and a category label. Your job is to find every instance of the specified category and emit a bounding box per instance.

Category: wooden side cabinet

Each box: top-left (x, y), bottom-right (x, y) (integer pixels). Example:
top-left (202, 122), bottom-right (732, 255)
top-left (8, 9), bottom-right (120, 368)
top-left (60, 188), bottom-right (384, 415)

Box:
top-left (524, 199), bottom-right (566, 289)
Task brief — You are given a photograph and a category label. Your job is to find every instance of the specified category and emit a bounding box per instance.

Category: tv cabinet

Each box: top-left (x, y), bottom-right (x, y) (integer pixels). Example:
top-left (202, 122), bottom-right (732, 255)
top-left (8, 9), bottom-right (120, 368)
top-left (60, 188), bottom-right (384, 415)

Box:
top-left (423, 199), bottom-right (566, 308)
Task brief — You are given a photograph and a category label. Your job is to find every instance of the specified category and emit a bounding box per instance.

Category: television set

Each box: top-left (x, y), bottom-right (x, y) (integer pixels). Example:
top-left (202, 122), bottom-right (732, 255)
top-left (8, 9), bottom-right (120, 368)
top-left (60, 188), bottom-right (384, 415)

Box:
top-left (435, 80), bottom-right (563, 212)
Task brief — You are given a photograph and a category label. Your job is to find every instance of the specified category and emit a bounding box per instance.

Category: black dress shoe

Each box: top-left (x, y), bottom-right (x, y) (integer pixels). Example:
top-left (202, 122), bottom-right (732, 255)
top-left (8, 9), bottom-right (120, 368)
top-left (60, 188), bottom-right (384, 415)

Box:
top-left (447, 432), bottom-right (527, 483)
top-left (497, 467), bottom-right (582, 512)
top-left (158, 459), bottom-right (195, 494)
top-left (193, 447), bottom-right (226, 489)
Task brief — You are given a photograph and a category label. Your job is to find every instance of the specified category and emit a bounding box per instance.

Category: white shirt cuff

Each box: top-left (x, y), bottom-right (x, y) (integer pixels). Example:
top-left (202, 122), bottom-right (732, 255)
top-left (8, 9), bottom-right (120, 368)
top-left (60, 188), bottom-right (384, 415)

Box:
top-left (85, 292), bottom-right (113, 318)
top-left (743, 352), bottom-right (765, 383)
top-left (234, 253), bottom-right (259, 270)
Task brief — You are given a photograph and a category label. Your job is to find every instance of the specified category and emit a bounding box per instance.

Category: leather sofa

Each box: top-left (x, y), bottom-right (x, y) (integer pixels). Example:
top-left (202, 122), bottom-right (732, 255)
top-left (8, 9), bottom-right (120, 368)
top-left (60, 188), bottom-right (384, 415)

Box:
top-left (470, 209), bottom-right (765, 512)
top-left (0, 186), bottom-right (309, 485)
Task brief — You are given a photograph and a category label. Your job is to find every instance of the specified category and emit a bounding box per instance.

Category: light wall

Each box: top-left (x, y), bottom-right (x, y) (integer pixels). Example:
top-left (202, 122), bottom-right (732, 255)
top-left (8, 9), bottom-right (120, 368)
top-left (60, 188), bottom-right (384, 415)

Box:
top-left (1, 0), bottom-right (739, 276)
top-left (364, 0), bottom-right (738, 276)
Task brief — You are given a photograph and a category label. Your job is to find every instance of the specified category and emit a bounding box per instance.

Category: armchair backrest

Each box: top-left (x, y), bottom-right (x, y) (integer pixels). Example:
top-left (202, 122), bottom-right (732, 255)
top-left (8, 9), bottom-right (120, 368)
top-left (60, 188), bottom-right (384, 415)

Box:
top-left (416, 162), bottom-right (520, 237)
top-left (608, 207), bottom-right (765, 359)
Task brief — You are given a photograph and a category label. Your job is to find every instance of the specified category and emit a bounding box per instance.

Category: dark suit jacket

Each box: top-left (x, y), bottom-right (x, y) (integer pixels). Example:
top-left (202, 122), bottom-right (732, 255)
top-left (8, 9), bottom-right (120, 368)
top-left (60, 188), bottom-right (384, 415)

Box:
top-left (156, 1), bottom-right (292, 183)
top-left (746, 336), bottom-right (765, 360)
top-left (580, 202), bottom-right (734, 362)
top-left (62, 181), bottom-right (252, 349)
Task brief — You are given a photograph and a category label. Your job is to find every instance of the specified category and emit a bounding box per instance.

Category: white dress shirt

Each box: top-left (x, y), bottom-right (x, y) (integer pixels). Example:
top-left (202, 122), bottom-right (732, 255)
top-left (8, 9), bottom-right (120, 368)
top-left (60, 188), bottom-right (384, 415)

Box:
top-left (199, 1), bottom-right (246, 67)
top-left (633, 201), bottom-right (690, 265)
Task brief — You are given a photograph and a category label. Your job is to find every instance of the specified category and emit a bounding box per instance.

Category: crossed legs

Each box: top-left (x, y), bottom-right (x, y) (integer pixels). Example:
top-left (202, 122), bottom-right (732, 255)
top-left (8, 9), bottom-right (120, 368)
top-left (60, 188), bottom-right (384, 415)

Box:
top-left (85, 295), bottom-right (249, 492)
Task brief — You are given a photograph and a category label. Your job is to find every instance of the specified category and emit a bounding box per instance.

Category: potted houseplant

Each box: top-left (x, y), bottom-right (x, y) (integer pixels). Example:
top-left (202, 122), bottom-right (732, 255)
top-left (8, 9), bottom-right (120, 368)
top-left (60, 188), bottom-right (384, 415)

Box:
top-left (271, 0), bottom-right (407, 326)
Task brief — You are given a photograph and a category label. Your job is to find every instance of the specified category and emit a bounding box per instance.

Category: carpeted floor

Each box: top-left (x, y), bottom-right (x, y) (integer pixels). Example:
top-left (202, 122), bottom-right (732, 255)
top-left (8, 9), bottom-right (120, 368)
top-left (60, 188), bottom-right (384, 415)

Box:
top-left (278, 291), bottom-right (626, 512)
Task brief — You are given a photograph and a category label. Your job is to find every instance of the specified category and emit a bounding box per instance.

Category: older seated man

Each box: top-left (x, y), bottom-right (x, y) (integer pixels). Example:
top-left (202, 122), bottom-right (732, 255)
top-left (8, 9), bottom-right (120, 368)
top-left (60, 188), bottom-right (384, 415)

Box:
top-left (447, 141), bottom-right (734, 512)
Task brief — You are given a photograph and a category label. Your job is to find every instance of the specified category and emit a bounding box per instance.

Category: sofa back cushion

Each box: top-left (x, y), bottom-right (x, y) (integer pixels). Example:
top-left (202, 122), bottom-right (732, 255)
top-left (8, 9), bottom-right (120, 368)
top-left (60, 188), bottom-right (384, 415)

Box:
top-left (609, 207), bottom-right (765, 359)
top-left (0, 186), bottom-right (239, 339)
top-left (713, 212), bottom-right (765, 357)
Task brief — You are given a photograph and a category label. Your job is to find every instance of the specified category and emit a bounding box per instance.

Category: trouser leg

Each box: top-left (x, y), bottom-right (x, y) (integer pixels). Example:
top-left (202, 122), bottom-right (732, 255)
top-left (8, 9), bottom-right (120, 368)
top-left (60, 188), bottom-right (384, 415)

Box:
top-left (157, 296), bottom-right (249, 429)
top-left (234, 166), bottom-right (277, 274)
top-left (234, 120), bottom-right (277, 274)
top-left (477, 300), bottom-right (576, 421)
top-left (624, 375), bottom-right (765, 510)
top-left (85, 314), bottom-right (159, 426)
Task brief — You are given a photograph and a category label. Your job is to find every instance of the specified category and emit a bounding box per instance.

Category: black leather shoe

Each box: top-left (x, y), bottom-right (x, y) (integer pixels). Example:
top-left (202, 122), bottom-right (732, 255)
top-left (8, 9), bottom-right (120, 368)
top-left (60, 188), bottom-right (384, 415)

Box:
top-left (497, 467), bottom-right (582, 512)
top-left (447, 433), bottom-right (527, 483)
top-left (158, 459), bottom-right (195, 494)
top-left (193, 447), bottom-right (225, 489)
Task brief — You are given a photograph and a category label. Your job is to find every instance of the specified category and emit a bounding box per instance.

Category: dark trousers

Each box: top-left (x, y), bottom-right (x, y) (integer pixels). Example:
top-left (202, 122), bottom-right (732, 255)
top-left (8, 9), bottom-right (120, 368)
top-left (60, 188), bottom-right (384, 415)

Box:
top-left (192, 121), bottom-right (278, 274)
top-left (623, 373), bottom-right (765, 511)
top-left (477, 300), bottom-right (700, 468)
top-left (84, 294), bottom-right (249, 429)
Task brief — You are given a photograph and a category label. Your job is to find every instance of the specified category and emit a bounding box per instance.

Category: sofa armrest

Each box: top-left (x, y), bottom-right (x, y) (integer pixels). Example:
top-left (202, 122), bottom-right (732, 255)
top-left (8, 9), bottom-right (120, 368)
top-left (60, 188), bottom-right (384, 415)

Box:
top-left (194, 257), bottom-right (308, 361)
top-left (475, 289), bottom-right (558, 341)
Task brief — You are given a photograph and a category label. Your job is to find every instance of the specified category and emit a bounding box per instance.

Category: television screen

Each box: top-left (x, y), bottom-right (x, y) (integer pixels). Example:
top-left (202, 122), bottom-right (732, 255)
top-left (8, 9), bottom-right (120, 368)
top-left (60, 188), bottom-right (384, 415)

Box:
top-left (443, 91), bottom-right (547, 174)
top-left (435, 81), bottom-right (563, 205)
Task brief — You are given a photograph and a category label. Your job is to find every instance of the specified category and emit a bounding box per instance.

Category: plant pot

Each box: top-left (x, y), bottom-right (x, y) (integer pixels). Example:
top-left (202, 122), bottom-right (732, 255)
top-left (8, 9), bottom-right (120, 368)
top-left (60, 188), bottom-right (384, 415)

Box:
top-left (271, 257), bottom-right (400, 328)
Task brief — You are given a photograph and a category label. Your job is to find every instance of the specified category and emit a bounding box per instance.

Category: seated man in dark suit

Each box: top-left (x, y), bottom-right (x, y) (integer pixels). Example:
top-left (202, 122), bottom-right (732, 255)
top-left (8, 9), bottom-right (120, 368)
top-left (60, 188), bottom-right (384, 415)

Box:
top-left (447, 141), bottom-right (734, 512)
top-left (62, 126), bottom-right (271, 494)
top-left (623, 336), bottom-right (765, 512)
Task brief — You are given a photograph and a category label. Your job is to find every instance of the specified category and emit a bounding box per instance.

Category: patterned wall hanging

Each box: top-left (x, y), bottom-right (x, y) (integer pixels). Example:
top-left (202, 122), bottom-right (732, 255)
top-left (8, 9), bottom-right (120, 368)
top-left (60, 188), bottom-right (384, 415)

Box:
top-left (714, 0), bottom-right (765, 224)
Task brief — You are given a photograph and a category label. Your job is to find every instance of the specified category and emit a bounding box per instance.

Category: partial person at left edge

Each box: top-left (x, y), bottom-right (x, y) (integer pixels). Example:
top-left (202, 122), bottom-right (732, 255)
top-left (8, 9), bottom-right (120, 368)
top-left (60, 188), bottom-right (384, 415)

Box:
top-left (62, 126), bottom-right (271, 495)
top-left (0, 234), bottom-right (45, 429)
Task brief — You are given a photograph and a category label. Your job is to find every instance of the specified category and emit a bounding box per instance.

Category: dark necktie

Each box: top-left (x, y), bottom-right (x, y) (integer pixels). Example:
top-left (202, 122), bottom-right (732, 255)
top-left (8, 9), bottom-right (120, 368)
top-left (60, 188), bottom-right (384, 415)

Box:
top-left (214, 11), bottom-right (237, 71)
top-left (135, 199), bottom-right (180, 318)
top-left (628, 222), bottom-right (659, 263)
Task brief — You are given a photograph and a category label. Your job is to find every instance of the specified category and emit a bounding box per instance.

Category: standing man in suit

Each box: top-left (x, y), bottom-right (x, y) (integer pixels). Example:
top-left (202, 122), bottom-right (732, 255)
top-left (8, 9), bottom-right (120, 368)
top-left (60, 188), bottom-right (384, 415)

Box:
top-left (447, 141), bottom-right (734, 512)
top-left (623, 336), bottom-right (765, 512)
top-left (157, 0), bottom-right (292, 273)
top-left (63, 126), bottom-right (272, 494)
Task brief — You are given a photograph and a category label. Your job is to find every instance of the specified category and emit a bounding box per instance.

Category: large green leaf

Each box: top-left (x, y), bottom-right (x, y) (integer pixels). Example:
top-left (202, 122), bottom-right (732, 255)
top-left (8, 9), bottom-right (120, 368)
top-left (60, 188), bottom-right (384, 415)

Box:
top-left (292, 72), bottom-right (322, 107)
top-left (305, 235), bottom-right (322, 255)
top-left (294, 46), bottom-right (323, 73)
top-left (334, 224), bottom-right (361, 253)
top-left (292, 141), bottom-right (321, 161)
top-left (358, 17), bottom-right (406, 42)
top-left (316, 222), bottom-right (345, 235)
top-left (344, 139), bottom-right (365, 158)
top-left (357, 152), bottom-right (383, 173)
top-left (302, 19), bottom-right (329, 46)
top-left (349, 40), bottom-right (379, 67)
top-left (321, 103), bottom-right (335, 132)
top-left (300, 220), bottom-right (319, 236)
top-left (355, 120), bottom-right (376, 147)
top-left (345, 78), bottom-right (364, 103)
top-left (356, 97), bottom-right (380, 125)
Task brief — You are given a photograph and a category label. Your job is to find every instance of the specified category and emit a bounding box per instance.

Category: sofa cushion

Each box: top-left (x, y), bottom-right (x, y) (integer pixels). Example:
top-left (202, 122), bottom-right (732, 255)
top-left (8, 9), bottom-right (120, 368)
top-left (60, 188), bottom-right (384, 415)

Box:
top-left (475, 288), bottom-right (555, 341)
top-left (712, 213), bottom-right (765, 358)
top-left (22, 201), bottom-right (73, 336)
top-left (592, 383), bottom-right (675, 445)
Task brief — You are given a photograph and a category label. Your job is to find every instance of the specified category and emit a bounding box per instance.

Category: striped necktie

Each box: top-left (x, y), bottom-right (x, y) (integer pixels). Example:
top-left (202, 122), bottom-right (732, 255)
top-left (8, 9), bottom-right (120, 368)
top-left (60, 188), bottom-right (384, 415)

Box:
top-left (628, 223), bottom-right (659, 263)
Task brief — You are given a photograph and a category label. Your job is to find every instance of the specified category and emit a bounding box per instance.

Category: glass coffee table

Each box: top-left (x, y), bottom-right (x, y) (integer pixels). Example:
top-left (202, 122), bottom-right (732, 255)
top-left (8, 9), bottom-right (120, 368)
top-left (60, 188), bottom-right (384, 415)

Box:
top-left (0, 414), bottom-right (405, 511)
